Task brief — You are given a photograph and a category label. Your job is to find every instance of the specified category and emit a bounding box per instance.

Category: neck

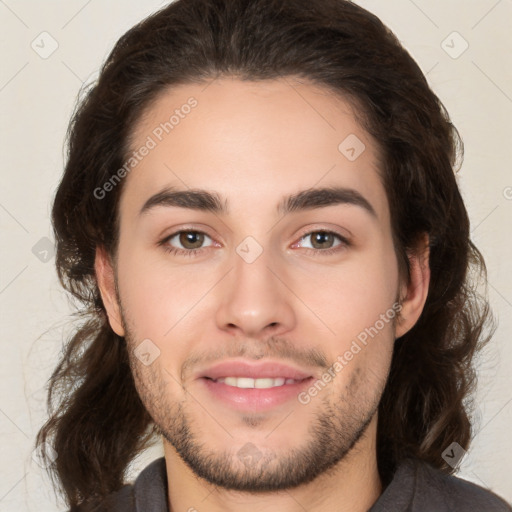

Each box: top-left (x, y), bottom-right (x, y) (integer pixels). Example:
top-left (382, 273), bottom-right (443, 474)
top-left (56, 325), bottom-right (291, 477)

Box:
top-left (164, 414), bottom-right (382, 512)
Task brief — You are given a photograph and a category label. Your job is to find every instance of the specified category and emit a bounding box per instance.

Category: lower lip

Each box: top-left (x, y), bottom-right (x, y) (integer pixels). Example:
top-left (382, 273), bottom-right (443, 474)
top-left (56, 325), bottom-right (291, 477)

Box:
top-left (199, 377), bottom-right (314, 411)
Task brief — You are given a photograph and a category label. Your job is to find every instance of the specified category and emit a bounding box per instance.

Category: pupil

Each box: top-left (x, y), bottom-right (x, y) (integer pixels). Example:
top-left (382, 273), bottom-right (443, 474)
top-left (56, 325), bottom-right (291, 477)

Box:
top-left (181, 232), bottom-right (203, 248)
top-left (314, 232), bottom-right (332, 249)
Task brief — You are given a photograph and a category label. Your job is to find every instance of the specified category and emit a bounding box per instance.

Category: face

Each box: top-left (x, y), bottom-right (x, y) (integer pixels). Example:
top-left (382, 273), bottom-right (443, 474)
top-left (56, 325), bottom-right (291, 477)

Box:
top-left (97, 77), bottom-right (424, 492)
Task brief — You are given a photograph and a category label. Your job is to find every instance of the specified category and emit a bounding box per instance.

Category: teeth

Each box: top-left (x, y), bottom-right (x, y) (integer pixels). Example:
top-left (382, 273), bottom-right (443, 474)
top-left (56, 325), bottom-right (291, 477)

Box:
top-left (216, 377), bottom-right (300, 388)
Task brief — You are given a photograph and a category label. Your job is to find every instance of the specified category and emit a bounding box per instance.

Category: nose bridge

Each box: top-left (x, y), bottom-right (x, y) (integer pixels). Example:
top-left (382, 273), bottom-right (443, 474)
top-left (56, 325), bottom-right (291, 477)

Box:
top-left (234, 236), bottom-right (275, 294)
top-left (214, 236), bottom-right (295, 336)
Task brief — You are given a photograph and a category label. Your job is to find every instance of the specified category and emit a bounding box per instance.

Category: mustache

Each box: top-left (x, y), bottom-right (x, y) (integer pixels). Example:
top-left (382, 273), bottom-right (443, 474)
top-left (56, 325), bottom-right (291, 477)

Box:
top-left (182, 337), bottom-right (328, 376)
top-left (181, 336), bottom-right (328, 377)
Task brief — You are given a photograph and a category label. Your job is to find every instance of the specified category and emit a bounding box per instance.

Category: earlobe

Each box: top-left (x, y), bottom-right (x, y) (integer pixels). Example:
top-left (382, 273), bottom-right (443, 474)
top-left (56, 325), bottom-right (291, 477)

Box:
top-left (395, 233), bottom-right (431, 339)
top-left (94, 246), bottom-right (125, 337)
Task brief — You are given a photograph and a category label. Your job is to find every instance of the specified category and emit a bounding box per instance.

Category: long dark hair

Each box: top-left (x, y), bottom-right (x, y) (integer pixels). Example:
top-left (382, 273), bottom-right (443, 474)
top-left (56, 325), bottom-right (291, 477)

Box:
top-left (36, 0), bottom-right (495, 508)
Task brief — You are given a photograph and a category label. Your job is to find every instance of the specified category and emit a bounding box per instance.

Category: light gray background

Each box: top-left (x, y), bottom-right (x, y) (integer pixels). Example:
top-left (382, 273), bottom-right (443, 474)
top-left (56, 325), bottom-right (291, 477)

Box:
top-left (1, 1), bottom-right (511, 510)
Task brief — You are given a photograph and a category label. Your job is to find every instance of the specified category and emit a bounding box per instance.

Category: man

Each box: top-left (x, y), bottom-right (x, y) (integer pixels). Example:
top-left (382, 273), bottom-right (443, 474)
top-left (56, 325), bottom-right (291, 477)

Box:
top-left (36, 0), bottom-right (511, 510)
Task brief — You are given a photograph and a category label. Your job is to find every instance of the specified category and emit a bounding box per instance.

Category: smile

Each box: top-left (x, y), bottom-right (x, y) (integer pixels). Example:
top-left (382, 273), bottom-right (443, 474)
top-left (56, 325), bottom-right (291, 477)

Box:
top-left (212, 377), bottom-right (305, 388)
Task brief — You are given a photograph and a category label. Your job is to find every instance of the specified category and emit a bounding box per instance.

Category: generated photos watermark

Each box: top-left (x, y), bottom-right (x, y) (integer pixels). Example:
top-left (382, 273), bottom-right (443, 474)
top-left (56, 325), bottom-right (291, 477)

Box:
top-left (298, 301), bottom-right (402, 405)
top-left (93, 96), bottom-right (198, 200)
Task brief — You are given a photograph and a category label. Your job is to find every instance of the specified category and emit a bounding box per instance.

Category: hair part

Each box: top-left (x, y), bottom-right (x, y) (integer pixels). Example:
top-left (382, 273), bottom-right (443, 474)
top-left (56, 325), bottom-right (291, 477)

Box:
top-left (36, 0), bottom-right (495, 507)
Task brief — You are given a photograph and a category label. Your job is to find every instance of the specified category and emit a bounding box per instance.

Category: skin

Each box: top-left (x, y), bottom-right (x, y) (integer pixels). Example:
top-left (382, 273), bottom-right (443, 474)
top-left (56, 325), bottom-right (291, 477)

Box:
top-left (95, 76), bottom-right (430, 512)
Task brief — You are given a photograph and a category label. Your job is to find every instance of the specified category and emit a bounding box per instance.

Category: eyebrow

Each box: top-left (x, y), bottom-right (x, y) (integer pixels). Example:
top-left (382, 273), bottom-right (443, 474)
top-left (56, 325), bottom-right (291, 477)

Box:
top-left (138, 185), bottom-right (377, 219)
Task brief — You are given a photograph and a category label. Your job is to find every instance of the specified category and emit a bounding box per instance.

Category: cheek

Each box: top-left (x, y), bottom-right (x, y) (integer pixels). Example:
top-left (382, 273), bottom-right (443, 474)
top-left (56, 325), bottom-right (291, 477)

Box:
top-left (116, 244), bottom-right (218, 349)
top-left (116, 249), bottom-right (180, 334)
top-left (295, 247), bottom-right (399, 344)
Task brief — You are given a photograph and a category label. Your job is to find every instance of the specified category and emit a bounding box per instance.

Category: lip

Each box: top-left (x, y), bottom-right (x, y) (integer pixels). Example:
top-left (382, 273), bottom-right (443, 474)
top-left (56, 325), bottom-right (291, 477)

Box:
top-left (196, 359), bottom-right (314, 381)
top-left (199, 375), bottom-right (314, 412)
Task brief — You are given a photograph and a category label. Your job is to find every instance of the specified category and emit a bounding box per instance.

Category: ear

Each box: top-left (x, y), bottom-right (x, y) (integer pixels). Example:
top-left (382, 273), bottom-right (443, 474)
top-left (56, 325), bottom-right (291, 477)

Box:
top-left (94, 245), bottom-right (125, 337)
top-left (395, 233), bottom-right (430, 339)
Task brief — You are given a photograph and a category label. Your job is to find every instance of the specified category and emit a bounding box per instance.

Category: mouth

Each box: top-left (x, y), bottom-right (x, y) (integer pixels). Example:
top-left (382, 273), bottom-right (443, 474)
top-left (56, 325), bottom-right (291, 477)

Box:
top-left (204, 376), bottom-right (309, 388)
top-left (197, 359), bottom-right (313, 381)
top-left (199, 375), bottom-right (314, 411)
top-left (194, 359), bottom-right (316, 411)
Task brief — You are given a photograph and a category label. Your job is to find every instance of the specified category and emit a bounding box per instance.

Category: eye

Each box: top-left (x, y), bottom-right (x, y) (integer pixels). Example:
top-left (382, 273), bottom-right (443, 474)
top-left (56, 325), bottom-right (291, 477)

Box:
top-left (159, 230), bottom-right (214, 257)
top-left (158, 228), bottom-right (350, 258)
top-left (294, 230), bottom-right (350, 256)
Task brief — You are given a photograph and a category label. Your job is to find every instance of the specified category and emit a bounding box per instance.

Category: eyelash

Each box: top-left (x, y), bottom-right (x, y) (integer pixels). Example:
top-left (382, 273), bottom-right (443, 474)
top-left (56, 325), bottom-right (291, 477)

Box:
top-left (158, 228), bottom-right (350, 258)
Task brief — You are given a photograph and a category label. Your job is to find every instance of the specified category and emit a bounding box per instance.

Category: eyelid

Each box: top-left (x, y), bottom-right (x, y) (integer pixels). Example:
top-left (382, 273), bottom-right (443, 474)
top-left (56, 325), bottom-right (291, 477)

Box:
top-left (159, 224), bottom-right (216, 243)
top-left (294, 223), bottom-right (351, 240)
top-left (295, 222), bottom-right (352, 239)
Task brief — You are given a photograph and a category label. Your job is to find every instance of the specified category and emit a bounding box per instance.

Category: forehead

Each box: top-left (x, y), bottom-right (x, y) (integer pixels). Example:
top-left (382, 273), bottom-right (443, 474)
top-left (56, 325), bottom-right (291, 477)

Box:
top-left (119, 77), bottom-right (389, 226)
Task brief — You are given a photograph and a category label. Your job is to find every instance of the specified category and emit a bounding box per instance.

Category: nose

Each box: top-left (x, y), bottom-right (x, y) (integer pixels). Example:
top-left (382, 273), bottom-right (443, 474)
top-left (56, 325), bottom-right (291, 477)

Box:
top-left (214, 243), bottom-right (296, 339)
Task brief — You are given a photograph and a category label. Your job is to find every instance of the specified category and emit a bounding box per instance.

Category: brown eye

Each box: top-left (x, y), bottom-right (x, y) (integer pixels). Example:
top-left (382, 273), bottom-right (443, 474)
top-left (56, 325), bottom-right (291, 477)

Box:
top-left (160, 230), bottom-right (214, 257)
top-left (294, 230), bottom-right (350, 256)
top-left (309, 231), bottom-right (337, 249)
top-left (177, 231), bottom-right (206, 249)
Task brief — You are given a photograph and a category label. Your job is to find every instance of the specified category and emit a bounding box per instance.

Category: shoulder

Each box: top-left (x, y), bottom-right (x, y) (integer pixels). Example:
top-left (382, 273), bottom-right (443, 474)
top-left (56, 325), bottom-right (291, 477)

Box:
top-left (71, 457), bottom-right (167, 512)
top-left (70, 485), bottom-right (136, 512)
top-left (415, 458), bottom-right (511, 511)
top-left (375, 457), bottom-right (511, 512)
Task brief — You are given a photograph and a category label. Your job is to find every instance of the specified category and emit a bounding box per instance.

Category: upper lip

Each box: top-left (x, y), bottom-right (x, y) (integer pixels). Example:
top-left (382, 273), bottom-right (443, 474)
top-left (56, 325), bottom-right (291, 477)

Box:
top-left (197, 359), bottom-right (314, 381)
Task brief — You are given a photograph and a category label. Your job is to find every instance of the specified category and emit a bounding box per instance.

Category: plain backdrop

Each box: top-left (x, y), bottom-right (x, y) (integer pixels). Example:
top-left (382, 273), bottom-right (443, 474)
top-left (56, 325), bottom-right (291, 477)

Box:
top-left (1, 0), bottom-right (511, 510)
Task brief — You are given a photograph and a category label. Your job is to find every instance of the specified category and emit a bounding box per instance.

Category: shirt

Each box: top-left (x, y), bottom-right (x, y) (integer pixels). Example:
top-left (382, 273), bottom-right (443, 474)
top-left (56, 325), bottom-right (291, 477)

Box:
top-left (80, 456), bottom-right (512, 511)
